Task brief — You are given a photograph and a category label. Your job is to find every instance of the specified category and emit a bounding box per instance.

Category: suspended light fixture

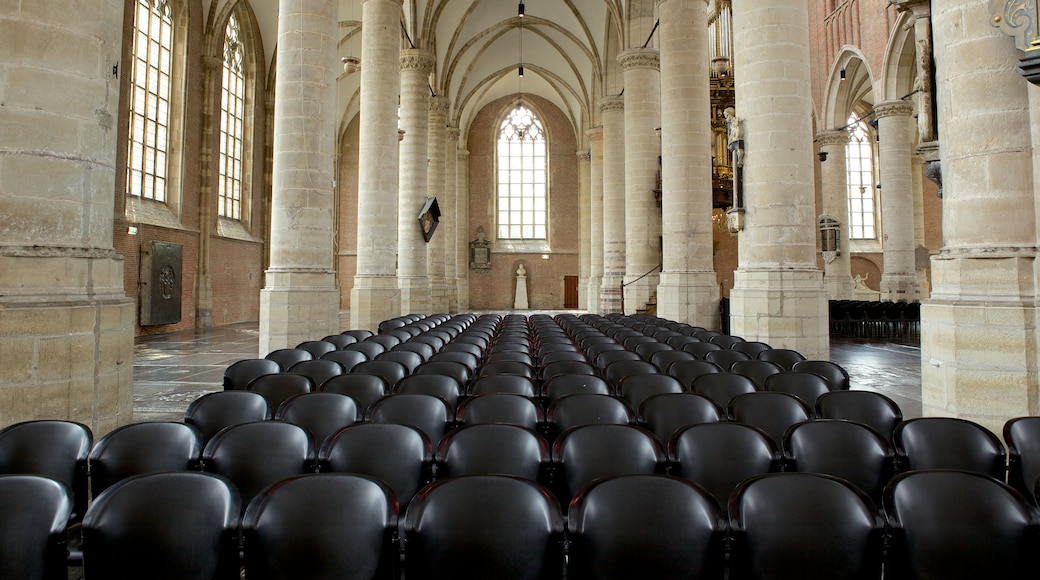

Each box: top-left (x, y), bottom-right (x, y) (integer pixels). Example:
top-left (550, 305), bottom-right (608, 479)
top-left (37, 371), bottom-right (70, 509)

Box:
top-left (518, 2), bottom-right (525, 17)
top-left (518, 64), bottom-right (524, 77)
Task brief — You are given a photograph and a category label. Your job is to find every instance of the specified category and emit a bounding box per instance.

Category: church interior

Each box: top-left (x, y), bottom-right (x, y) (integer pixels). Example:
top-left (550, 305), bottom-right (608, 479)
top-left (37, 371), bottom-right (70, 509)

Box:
top-left (4, 0), bottom-right (1040, 576)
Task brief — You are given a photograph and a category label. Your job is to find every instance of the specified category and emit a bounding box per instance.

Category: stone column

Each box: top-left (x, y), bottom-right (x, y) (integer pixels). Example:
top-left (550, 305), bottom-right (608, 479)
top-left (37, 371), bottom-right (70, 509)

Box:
top-left (427, 95), bottom-right (449, 312)
top-left (350, 0), bottom-right (403, 332)
top-left (656, 0), bottom-right (719, 328)
top-left (446, 126), bottom-right (460, 311)
top-left (875, 100), bottom-right (919, 303)
top-left (892, 0), bottom-right (937, 144)
top-left (456, 149), bottom-right (471, 310)
top-left (923, 0), bottom-right (1038, 433)
top-left (817, 130), bottom-right (854, 299)
top-left (577, 149), bottom-right (592, 311)
top-left (261, 0), bottom-right (340, 354)
top-left (728, 0), bottom-right (828, 359)
top-left (397, 49), bottom-right (434, 315)
top-left (619, 48), bottom-right (662, 314)
top-left (599, 97), bottom-right (626, 314)
top-left (0, 0), bottom-right (134, 432)
top-left (911, 152), bottom-right (929, 297)
top-left (587, 128), bottom-right (605, 311)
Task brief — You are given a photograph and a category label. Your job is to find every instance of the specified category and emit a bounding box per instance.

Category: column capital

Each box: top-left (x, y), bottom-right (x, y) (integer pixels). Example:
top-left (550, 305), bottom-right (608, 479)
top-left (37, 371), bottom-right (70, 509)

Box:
top-left (890, 0), bottom-right (930, 18)
top-left (873, 99), bottom-right (914, 119)
top-left (577, 149), bottom-right (592, 162)
top-left (816, 129), bottom-right (850, 148)
top-left (202, 54), bottom-right (223, 70)
top-left (429, 95), bottom-right (450, 116)
top-left (446, 126), bottom-right (460, 141)
top-left (618, 47), bottom-right (660, 71)
top-left (401, 49), bottom-right (435, 72)
top-left (458, 149), bottom-right (470, 159)
top-left (586, 126), bottom-right (603, 141)
top-left (599, 96), bottom-right (625, 113)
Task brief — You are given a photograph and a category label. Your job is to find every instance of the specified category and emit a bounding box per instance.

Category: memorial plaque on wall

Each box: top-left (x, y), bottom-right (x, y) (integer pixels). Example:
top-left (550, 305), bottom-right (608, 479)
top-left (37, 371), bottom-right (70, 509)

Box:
top-left (140, 241), bottom-right (182, 326)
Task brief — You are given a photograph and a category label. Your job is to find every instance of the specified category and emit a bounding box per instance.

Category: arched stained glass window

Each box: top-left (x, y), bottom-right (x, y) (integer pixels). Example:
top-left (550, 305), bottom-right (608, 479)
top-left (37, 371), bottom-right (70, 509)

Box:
top-left (845, 112), bottom-right (877, 240)
top-left (126, 0), bottom-right (173, 203)
top-left (218, 13), bottom-right (246, 220)
top-left (497, 103), bottom-right (547, 240)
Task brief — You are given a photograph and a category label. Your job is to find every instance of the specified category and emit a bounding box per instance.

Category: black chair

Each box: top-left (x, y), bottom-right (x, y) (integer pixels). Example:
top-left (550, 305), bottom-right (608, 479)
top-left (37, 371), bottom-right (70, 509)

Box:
top-left (682, 341), bottom-right (724, 359)
top-left (884, 469), bottom-right (1040, 579)
top-left (757, 348), bottom-right (807, 370)
top-left (241, 473), bottom-right (399, 580)
top-left (668, 359), bottom-right (725, 390)
top-left (622, 335), bottom-right (657, 350)
top-left (367, 393), bottom-right (454, 443)
top-left (440, 341), bottom-right (484, 359)
top-left (486, 350), bottom-right (537, 366)
top-left (638, 392), bottom-right (721, 446)
top-left (186, 392), bottom-right (272, 446)
top-left (603, 360), bottom-right (660, 389)
top-left (545, 394), bottom-right (633, 441)
top-left (275, 391), bottom-right (360, 445)
top-left (0, 474), bottom-right (74, 580)
top-left (320, 348), bottom-right (369, 373)
top-left (477, 360), bottom-right (536, 379)
top-left (893, 417), bottom-right (1007, 479)
top-left (469, 374), bottom-right (539, 397)
top-left (247, 372), bottom-right (315, 410)
top-left (539, 350), bottom-right (588, 366)
top-left (320, 334), bottom-right (358, 349)
top-left (692, 372), bottom-right (758, 410)
top-left (436, 424), bottom-right (550, 482)
top-left (319, 373), bottom-right (388, 417)
top-left (633, 341), bottom-right (673, 362)
top-left (81, 472), bottom-right (241, 579)
top-left (265, 347), bottom-right (314, 370)
top-left (88, 421), bottom-right (203, 500)
top-left (729, 359), bottom-right (784, 389)
top-left (649, 349), bottom-right (697, 373)
top-left (393, 341), bottom-right (435, 362)
top-left (615, 373), bottom-right (683, 411)
top-left (728, 391), bottom-right (812, 448)
top-left (429, 350), bottom-right (480, 371)
top-left (201, 421), bottom-right (316, 509)
top-left (411, 334), bottom-right (447, 352)
top-left (792, 359), bottom-right (851, 390)
top-left (367, 334), bottom-right (402, 350)
top-left (704, 349), bottom-right (753, 370)
top-left (0, 419), bottom-right (92, 520)
top-left (541, 360), bottom-right (597, 382)
top-left (287, 359), bottom-right (346, 389)
top-left (1005, 416), bottom-right (1040, 503)
top-left (764, 370), bottom-right (832, 408)
top-left (815, 390), bottom-right (903, 444)
top-left (729, 473), bottom-right (885, 580)
top-left (730, 341), bottom-right (772, 358)
top-left (567, 474), bottom-right (726, 580)
top-left (455, 393), bottom-right (544, 430)
top-left (223, 358), bottom-right (280, 390)
top-left (402, 474), bottom-right (565, 580)
top-left (783, 419), bottom-right (895, 503)
top-left (319, 423), bottom-right (433, 509)
top-left (669, 422), bottom-right (782, 506)
top-left (295, 340), bottom-right (337, 359)
top-left (345, 341), bottom-right (388, 359)
top-left (665, 335), bottom-right (702, 349)
top-left (543, 374), bottom-right (612, 404)
top-left (393, 373), bottom-right (463, 408)
top-left (377, 350), bottom-right (425, 374)
top-left (351, 360), bottom-right (409, 389)
top-left (342, 329), bottom-right (375, 341)
top-left (594, 350), bottom-right (643, 371)
top-left (414, 360), bottom-right (473, 387)
top-left (709, 335), bottom-right (745, 349)
top-left (551, 424), bottom-right (664, 506)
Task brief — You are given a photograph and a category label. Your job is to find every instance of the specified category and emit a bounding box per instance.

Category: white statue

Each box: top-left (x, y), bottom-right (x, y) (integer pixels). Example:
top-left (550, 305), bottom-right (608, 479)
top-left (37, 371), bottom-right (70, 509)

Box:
top-left (724, 106), bottom-right (744, 168)
top-left (514, 263), bottom-right (529, 309)
top-left (854, 273), bottom-right (870, 290)
top-left (516, 264), bottom-right (527, 278)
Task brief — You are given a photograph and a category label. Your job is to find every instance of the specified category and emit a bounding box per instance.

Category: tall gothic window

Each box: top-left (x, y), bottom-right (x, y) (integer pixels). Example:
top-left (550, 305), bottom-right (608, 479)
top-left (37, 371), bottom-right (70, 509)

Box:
top-left (497, 103), bottom-right (547, 240)
top-left (845, 112), bottom-right (877, 240)
top-left (219, 13), bottom-right (246, 220)
top-left (126, 0), bottom-right (173, 203)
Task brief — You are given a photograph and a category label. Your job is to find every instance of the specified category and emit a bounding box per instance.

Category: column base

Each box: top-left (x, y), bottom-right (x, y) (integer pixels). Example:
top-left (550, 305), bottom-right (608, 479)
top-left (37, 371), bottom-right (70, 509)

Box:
top-left (350, 276), bottom-right (400, 333)
top-left (656, 271), bottom-right (721, 330)
top-left (0, 253), bottom-right (134, 435)
top-left (260, 270), bottom-right (340, 355)
top-left (729, 268), bottom-right (829, 359)
top-left (921, 253), bottom-right (1040, 435)
top-left (881, 272), bottom-right (920, 302)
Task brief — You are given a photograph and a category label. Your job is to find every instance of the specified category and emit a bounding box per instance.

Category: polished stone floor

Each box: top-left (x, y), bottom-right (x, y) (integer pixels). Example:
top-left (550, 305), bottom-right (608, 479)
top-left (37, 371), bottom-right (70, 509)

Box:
top-left (132, 314), bottom-right (923, 423)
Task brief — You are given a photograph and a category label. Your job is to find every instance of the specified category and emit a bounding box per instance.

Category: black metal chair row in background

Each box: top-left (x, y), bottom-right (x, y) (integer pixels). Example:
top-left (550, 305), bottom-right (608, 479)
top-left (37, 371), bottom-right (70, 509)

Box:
top-left (829, 300), bottom-right (921, 339)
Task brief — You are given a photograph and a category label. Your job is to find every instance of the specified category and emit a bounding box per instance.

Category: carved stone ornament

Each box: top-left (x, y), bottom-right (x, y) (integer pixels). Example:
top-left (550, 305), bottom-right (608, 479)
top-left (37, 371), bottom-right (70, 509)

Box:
top-left (991, 0), bottom-right (1038, 52)
top-left (822, 251), bottom-right (838, 264)
top-left (400, 49), bottom-right (435, 72)
top-left (469, 226), bottom-right (492, 273)
top-left (617, 48), bottom-right (660, 71)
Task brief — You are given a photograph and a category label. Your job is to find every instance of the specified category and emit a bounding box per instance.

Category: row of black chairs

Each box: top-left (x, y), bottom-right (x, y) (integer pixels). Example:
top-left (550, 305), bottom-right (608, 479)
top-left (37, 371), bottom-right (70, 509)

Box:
top-left (6, 468), bottom-right (1040, 579)
top-left (829, 300), bottom-right (921, 339)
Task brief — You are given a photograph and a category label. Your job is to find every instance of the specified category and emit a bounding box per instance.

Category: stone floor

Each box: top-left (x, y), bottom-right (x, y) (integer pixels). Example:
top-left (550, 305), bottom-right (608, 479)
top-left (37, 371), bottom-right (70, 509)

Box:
top-left (132, 313), bottom-right (923, 423)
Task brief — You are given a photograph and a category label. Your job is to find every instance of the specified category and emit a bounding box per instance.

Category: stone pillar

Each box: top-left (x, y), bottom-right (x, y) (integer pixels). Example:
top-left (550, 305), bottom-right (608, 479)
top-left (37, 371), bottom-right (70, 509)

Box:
top-left (0, 0), bottom-right (134, 432)
top-left (728, 0), bottom-right (828, 359)
top-left (893, 0), bottom-right (937, 143)
top-left (656, 0), bottom-right (719, 328)
top-left (427, 95), bottom-right (449, 312)
top-left (875, 100), bottom-right (919, 303)
top-left (619, 48), bottom-right (662, 314)
top-left (456, 149), bottom-right (471, 310)
top-left (397, 49), bottom-right (434, 315)
top-left (599, 97), bottom-right (626, 314)
top-left (911, 152), bottom-right (929, 298)
top-left (587, 128), bottom-right (605, 311)
top-left (445, 126), bottom-right (460, 311)
top-left (817, 130), bottom-right (854, 299)
top-left (350, 0), bottom-right (403, 332)
top-left (577, 149), bottom-right (592, 311)
top-left (261, 0), bottom-right (340, 354)
top-left (923, 0), bottom-right (1038, 433)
